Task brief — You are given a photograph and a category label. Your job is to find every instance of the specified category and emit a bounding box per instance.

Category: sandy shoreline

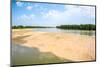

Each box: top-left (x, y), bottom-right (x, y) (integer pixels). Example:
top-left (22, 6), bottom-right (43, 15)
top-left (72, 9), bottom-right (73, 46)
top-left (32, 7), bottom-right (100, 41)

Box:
top-left (12, 29), bottom-right (95, 62)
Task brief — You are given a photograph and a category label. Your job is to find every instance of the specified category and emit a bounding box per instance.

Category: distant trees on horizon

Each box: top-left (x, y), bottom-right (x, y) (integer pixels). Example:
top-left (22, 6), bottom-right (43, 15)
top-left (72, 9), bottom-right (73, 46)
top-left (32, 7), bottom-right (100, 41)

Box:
top-left (12, 24), bottom-right (96, 30)
top-left (56, 24), bottom-right (96, 30)
top-left (12, 25), bottom-right (54, 29)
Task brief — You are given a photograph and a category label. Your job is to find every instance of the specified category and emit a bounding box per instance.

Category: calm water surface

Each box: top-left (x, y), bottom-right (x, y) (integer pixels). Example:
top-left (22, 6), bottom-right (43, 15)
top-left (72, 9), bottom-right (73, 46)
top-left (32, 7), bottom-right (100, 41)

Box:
top-left (32, 28), bottom-right (95, 36)
top-left (12, 43), bottom-right (70, 65)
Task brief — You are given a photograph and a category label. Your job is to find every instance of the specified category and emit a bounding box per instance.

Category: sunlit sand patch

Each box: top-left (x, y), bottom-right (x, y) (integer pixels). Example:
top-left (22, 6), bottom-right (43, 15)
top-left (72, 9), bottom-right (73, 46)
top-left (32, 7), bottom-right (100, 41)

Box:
top-left (12, 29), bottom-right (95, 62)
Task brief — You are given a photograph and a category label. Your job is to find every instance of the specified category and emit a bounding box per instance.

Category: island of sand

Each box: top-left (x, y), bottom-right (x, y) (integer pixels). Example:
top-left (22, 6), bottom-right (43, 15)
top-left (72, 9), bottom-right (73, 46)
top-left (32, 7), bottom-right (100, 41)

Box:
top-left (12, 29), bottom-right (95, 63)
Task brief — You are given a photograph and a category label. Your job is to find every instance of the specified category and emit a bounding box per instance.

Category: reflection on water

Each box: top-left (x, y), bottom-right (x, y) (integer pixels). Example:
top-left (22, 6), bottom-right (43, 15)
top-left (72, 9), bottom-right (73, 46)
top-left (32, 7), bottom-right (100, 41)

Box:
top-left (32, 28), bottom-right (95, 36)
top-left (12, 43), bottom-right (72, 66)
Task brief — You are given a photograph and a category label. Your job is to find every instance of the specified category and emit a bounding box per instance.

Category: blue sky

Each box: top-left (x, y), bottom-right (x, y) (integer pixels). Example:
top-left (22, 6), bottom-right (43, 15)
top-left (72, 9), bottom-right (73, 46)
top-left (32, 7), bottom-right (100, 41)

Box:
top-left (12, 0), bottom-right (95, 26)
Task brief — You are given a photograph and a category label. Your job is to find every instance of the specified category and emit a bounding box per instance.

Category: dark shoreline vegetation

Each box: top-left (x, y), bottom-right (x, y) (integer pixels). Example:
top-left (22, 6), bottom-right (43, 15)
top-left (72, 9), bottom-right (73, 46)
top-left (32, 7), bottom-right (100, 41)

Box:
top-left (56, 24), bottom-right (96, 30)
top-left (12, 24), bottom-right (96, 30)
top-left (12, 26), bottom-right (54, 29)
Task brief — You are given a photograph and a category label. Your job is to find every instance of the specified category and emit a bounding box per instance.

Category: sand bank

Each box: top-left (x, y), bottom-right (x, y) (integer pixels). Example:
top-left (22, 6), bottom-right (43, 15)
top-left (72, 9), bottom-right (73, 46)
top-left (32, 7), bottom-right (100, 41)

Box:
top-left (12, 29), bottom-right (95, 62)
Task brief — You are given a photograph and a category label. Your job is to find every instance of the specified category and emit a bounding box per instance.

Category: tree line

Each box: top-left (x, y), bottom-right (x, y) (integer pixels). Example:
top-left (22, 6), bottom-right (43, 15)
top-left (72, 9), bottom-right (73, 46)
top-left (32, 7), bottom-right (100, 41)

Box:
top-left (12, 25), bottom-right (53, 29)
top-left (12, 24), bottom-right (96, 30)
top-left (56, 24), bottom-right (96, 30)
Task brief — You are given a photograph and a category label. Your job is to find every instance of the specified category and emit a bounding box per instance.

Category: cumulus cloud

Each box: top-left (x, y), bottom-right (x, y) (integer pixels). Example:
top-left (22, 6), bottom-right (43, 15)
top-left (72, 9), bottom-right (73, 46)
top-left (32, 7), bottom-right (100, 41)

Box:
top-left (15, 2), bottom-right (95, 26)
top-left (26, 6), bottom-right (33, 10)
top-left (16, 2), bottom-right (33, 10)
top-left (16, 2), bottom-right (24, 7)
top-left (17, 14), bottom-right (35, 22)
top-left (43, 10), bottom-right (62, 20)
top-left (41, 5), bottom-right (95, 24)
top-left (64, 5), bottom-right (95, 18)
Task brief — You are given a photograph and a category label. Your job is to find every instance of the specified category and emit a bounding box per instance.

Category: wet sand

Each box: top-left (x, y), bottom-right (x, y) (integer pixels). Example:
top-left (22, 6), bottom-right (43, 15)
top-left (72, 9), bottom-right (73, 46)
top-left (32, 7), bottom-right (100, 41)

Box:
top-left (12, 29), bottom-right (95, 62)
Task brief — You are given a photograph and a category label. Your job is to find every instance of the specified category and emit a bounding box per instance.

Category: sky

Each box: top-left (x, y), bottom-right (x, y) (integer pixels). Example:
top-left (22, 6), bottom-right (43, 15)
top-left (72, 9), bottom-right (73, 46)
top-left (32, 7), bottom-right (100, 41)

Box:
top-left (12, 0), bottom-right (95, 26)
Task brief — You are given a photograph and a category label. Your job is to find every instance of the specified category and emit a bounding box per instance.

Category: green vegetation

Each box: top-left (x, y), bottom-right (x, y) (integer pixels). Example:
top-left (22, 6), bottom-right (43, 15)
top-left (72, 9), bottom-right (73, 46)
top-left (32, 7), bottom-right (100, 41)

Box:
top-left (56, 24), bottom-right (96, 30)
top-left (12, 25), bottom-right (54, 29)
top-left (12, 24), bottom-right (96, 30)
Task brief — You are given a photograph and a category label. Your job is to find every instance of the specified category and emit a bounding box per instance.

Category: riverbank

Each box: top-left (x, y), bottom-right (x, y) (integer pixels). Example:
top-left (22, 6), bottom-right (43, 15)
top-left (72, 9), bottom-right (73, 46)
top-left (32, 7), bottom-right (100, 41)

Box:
top-left (12, 29), bottom-right (95, 62)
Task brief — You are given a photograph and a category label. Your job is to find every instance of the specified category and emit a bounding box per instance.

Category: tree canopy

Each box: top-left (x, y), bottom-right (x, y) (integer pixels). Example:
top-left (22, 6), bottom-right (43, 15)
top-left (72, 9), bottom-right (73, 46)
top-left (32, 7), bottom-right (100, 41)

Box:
top-left (56, 24), bottom-right (96, 30)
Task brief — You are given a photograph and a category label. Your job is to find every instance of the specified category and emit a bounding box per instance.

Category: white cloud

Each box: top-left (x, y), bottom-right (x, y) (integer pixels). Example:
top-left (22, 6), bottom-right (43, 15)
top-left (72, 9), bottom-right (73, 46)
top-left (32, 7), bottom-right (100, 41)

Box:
top-left (17, 14), bottom-right (35, 22)
top-left (16, 2), bottom-right (23, 7)
top-left (43, 10), bottom-right (62, 20)
top-left (26, 6), bottom-right (33, 10)
top-left (80, 6), bottom-right (95, 17)
top-left (30, 14), bottom-right (35, 19)
top-left (41, 5), bottom-right (95, 24)
top-left (16, 2), bottom-right (33, 10)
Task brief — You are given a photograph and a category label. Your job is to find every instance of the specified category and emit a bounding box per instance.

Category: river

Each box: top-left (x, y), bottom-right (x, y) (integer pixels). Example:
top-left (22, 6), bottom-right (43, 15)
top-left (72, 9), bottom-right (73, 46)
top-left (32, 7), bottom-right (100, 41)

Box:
top-left (32, 28), bottom-right (95, 36)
